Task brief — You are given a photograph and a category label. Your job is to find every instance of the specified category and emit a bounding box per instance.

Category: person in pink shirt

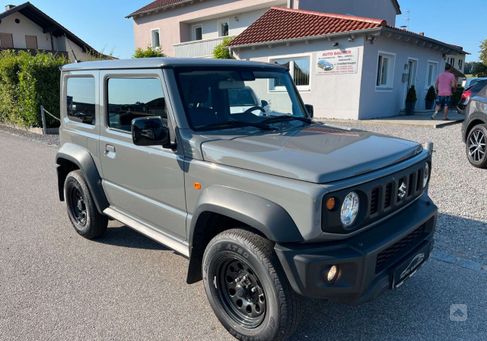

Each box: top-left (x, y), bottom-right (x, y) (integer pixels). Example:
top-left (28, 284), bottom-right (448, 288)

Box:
top-left (432, 64), bottom-right (457, 120)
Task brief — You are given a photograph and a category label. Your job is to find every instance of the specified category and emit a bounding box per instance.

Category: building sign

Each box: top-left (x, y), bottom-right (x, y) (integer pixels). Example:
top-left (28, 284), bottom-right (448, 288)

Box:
top-left (316, 48), bottom-right (359, 75)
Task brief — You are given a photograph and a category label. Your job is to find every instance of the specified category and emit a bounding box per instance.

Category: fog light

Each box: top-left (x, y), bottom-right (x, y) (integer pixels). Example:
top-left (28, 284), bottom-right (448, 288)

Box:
top-left (325, 265), bottom-right (339, 283)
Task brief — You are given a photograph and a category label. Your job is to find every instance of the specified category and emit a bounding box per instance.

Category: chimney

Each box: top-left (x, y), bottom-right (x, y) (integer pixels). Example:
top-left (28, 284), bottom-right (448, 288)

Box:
top-left (418, 32), bottom-right (425, 36)
top-left (5, 4), bottom-right (16, 11)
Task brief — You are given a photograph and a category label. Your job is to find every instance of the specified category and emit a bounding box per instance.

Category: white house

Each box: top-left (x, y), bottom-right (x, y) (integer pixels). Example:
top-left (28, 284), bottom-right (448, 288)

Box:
top-left (0, 2), bottom-right (105, 62)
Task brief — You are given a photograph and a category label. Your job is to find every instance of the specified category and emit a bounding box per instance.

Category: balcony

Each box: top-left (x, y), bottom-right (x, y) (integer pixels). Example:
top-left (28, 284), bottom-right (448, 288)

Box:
top-left (174, 36), bottom-right (233, 58)
top-left (0, 47), bottom-right (68, 58)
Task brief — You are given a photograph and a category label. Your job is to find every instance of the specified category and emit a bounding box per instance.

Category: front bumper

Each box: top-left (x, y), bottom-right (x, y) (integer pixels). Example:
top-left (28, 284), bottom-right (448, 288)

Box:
top-left (275, 194), bottom-right (437, 303)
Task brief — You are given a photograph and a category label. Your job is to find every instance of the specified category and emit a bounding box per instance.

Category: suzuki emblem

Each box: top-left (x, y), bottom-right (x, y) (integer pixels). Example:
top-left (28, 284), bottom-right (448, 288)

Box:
top-left (398, 181), bottom-right (407, 200)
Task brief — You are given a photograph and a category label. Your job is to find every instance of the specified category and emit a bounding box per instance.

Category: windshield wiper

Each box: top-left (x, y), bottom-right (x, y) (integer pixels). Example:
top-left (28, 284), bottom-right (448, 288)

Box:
top-left (197, 120), bottom-right (273, 132)
top-left (262, 115), bottom-right (312, 124)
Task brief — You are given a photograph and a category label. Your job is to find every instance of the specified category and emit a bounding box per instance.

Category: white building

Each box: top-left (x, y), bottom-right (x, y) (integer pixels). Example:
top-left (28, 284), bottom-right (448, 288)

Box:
top-left (128, 0), bottom-right (467, 119)
top-left (0, 2), bottom-right (105, 62)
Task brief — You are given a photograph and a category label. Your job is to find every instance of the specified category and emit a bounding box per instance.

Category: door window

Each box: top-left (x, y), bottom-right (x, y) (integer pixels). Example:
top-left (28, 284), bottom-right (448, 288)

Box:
top-left (66, 77), bottom-right (96, 125)
top-left (107, 78), bottom-right (166, 132)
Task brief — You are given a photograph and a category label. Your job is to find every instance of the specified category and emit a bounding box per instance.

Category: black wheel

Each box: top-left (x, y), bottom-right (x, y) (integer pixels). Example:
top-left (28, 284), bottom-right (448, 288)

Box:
top-left (202, 229), bottom-right (301, 340)
top-left (64, 170), bottom-right (108, 239)
top-left (466, 124), bottom-right (487, 168)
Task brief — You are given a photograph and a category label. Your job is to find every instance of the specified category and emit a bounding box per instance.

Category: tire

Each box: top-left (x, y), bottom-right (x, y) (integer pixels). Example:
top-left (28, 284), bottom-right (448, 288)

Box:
top-left (466, 124), bottom-right (487, 168)
top-left (202, 229), bottom-right (301, 341)
top-left (64, 170), bottom-right (108, 239)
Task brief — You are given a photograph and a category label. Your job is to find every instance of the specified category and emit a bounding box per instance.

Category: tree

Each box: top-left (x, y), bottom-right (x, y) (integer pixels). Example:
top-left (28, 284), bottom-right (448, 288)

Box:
top-left (133, 47), bottom-right (165, 58)
top-left (471, 62), bottom-right (487, 77)
top-left (213, 37), bottom-right (234, 59)
top-left (480, 39), bottom-right (487, 66)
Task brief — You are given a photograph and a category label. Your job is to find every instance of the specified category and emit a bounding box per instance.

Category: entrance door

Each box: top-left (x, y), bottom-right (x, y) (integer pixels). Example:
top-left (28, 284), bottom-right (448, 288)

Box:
top-left (402, 58), bottom-right (418, 110)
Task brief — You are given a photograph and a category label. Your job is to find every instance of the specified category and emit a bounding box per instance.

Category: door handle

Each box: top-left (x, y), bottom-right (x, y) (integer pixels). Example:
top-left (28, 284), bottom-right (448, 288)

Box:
top-left (105, 144), bottom-right (116, 159)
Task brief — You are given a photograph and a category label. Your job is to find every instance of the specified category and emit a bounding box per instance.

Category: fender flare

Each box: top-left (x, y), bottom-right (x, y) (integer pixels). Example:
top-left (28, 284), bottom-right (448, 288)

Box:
top-left (464, 113), bottom-right (486, 141)
top-left (56, 143), bottom-right (109, 213)
top-left (189, 186), bottom-right (303, 245)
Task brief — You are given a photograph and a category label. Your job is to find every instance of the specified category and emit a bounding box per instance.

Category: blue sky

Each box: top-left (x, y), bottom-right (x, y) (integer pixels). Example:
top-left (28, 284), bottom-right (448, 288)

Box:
top-left (3, 0), bottom-right (485, 61)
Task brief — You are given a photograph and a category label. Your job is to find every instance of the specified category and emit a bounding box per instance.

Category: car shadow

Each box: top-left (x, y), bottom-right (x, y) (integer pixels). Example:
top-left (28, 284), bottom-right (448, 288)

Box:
top-left (94, 224), bottom-right (169, 251)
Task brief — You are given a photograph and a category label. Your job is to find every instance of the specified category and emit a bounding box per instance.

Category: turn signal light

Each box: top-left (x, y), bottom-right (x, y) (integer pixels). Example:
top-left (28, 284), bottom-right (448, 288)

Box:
top-left (193, 182), bottom-right (202, 190)
top-left (326, 197), bottom-right (336, 211)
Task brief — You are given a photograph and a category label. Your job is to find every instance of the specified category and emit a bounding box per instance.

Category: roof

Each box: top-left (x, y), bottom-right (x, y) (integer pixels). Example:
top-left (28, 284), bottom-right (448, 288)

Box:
top-left (230, 7), bottom-right (386, 47)
top-left (127, 0), bottom-right (400, 18)
top-left (0, 2), bottom-right (100, 55)
top-left (229, 7), bottom-right (465, 55)
top-left (61, 57), bottom-right (287, 72)
top-left (127, 0), bottom-right (205, 18)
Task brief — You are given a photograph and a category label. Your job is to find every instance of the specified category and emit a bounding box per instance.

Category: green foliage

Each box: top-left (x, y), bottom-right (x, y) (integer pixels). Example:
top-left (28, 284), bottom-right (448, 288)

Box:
top-left (469, 62), bottom-right (487, 77)
top-left (0, 50), bottom-right (67, 128)
top-left (213, 37), bottom-right (234, 59)
top-left (480, 39), bottom-right (487, 66)
top-left (406, 85), bottom-right (417, 102)
top-left (425, 86), bottom-right (437, 101)
top-left (133, 47), bottom-right (165, 58)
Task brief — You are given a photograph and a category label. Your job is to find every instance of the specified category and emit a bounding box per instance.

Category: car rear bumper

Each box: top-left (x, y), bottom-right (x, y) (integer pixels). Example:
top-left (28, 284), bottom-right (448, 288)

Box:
top-left (274, 193), bottom-right (437, 303)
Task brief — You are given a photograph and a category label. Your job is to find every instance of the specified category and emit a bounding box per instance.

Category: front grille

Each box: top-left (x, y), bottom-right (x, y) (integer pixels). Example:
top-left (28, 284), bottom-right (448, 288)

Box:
top-left (375, 224), bottom-right (427, 273)
top-left (322, 158), bottom-right (431, 234)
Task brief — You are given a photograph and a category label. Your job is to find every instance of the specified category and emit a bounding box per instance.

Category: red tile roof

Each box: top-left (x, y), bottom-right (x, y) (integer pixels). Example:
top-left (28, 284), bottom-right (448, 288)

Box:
top-left (127, 0), bottom-right (202, 18)
top-left (230, 7), bottom-right (386, 47)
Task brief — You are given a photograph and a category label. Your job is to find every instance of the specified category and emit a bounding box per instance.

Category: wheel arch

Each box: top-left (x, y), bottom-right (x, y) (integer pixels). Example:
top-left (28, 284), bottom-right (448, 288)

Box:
top-left (464, 116), bottom-right (486, 142)
top-left (186, 186), bottom-right (303, 284)
top-left (56, 143), bottom-right (109, 214)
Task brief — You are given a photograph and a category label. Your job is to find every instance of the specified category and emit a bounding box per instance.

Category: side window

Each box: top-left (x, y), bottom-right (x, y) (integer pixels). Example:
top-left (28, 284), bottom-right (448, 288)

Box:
top-left (66, 77), bottom-right (96, 125)
top-left (107, 78), bottom-right (166, 132)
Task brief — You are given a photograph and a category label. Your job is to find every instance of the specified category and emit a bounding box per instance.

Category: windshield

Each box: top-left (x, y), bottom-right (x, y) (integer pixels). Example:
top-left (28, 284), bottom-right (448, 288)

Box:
top-left (175, 68), bottom-right (308, 131)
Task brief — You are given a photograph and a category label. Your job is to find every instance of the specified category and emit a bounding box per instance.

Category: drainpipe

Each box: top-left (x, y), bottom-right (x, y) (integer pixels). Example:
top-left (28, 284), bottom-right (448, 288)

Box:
top-left (287, 0), bottom-right (294, 9)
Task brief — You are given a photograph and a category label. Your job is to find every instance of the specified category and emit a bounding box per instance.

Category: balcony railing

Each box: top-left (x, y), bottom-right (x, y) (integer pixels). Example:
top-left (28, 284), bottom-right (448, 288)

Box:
top-left (0, 47), bottom-right (68, 58)
top-left (173, 36), bottom-right (233, 58)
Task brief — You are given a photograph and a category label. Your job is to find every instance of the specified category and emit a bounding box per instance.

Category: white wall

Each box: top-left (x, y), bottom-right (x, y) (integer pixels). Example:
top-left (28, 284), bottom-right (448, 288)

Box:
top-left (234, 37), bottom-right (365, 120)
top-left (295, 0), bottom-right (398, 26)
top-left (0, 12), bottom-right (52, 50)
top-left (359, 35), bottom-right (445, 118)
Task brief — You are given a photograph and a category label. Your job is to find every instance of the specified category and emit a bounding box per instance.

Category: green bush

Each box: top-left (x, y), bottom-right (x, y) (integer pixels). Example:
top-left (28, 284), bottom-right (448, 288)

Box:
top-left (133, 47), bottom-right (165, 58)
top-left (406, 85), bottom-right (417, 102)
top-left (0, 50), bottom-right (67, 128)
top-left (213, 37), bottom-right (234, 59)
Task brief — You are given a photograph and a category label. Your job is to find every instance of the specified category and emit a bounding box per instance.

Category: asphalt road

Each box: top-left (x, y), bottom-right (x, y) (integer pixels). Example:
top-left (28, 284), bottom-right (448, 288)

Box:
top-left (0, 124), bottom-right (486, 341)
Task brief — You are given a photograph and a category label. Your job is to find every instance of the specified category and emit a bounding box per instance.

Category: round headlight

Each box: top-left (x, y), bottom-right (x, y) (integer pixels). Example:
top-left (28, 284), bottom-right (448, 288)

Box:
top-left (423, 163), bottom-right (430, 188)
top-left (340, 192), bottom-right (360, 227)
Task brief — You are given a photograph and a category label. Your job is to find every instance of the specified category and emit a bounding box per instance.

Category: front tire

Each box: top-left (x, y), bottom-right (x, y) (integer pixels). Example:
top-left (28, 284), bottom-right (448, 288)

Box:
top-left (202, 229), bottom-right (301, 340)
top-left (466, 124), bottom-right (487, 168)
top-left (64, 170), bottom-right (108, 239)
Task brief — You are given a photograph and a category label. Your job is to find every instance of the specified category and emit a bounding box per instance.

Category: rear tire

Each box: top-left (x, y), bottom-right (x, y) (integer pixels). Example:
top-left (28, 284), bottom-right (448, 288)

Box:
top-left (202, 229), bottom-right (301, 340)
top-left (64, 170), bottom-right (108, 239)
top-left (466, 124), bottom-right (487, 168)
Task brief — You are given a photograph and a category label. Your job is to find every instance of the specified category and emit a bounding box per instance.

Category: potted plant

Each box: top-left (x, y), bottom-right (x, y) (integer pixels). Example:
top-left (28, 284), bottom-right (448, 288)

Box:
top-left (405, 86), bottom-right (417, 115)
top-left (425, 86), bottom-right (436, 110)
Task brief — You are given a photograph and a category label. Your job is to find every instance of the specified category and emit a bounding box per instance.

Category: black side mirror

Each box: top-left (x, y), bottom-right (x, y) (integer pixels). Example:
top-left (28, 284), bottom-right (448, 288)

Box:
top-left (132, 117), bottom-right (170, 147)
top-left (304, 104), bottom-right (314, 118)
top-left (261, 100), bottom-right (269, 107)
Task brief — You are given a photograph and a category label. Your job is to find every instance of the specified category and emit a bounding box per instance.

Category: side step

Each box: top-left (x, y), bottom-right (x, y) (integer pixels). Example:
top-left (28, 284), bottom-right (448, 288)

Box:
top-left (103, 207), bottom-right (190, 258)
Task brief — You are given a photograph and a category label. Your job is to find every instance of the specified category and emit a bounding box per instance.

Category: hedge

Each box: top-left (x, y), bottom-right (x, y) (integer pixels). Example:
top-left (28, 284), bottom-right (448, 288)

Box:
top-left (0, 50), bottom-right (67, 128)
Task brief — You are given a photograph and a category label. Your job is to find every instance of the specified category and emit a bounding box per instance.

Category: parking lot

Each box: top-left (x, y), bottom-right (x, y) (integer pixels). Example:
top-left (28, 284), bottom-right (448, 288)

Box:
top-left (0, 122), bottom-right (485, 341)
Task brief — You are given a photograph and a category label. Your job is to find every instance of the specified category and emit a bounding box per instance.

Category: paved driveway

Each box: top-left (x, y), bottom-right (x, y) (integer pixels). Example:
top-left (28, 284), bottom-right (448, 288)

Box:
top-left (0, 124), bottom-right (485, 341)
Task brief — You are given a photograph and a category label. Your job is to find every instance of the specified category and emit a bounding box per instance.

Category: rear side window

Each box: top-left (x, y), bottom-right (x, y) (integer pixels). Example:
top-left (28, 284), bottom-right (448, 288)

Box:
top-left (66, 77), bottom-right (96, 125)
top-left (107, 78), bottom-right (166, 132)
top-left (471, 80), bottom-right (487, 93)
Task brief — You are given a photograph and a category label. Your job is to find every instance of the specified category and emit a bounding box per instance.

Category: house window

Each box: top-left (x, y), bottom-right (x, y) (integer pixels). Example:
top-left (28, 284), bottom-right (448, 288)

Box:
top-left (376, 53), bottom-right (395, 89)
top-left (194, 26), bottom-right (202, 41)
top-left (0, 32), bottom-right (14, 48)
top-left (458, 59), bottom-right (463, 70)
top-left (107, 78), bottom-right (166, 132)
top-left (25, 35), bottom-right (38, 50)
top-left (151, 29), bottom-right (160, 48)
top-left (67, 77), bottom-right (96, 125)
top-left (219, 21), bottom-right (229, 37)
top-left (426, 62), bottom-right (438, 88)
top-left (448, 57), bottom-right (455, 66)
top-left (270, 56), bottom-right (310, 90)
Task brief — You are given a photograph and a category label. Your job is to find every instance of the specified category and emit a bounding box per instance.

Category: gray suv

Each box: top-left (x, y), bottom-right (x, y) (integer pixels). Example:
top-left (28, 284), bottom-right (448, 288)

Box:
top-left (56, 58), bottom-right (437, 340)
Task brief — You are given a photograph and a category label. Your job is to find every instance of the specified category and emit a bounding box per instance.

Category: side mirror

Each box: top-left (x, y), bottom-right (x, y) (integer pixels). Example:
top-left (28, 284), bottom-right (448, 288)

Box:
top-left (304, 104), bottom-right (314, 118)
top-left (132, 117), bottom-right (170, 147)
top-left (261, 100), bottom-right (269, 107)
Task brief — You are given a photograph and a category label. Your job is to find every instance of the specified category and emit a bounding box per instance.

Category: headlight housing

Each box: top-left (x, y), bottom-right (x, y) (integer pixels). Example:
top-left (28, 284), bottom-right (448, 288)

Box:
top-left (340, 192), bottom-right (360, 227)
top-left (423, 163), bottom-right (430, 188)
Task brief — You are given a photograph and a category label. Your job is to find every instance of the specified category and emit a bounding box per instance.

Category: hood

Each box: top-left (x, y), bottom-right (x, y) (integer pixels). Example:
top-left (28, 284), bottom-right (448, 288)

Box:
top-left (201, 124), bottom-right (422, 183)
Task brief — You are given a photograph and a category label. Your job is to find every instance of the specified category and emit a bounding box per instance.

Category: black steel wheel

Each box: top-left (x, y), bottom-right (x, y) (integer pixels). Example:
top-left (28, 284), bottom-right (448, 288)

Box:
top-left (466, 124), bottom-right (487, 168)
top-left (64, 170), bottom-right (108, 239)
top-left (203, 229), bottom-right (301, 340)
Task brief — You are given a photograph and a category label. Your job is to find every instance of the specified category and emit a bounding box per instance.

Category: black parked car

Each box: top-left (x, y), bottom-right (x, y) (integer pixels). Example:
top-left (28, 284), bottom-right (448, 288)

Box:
top-left (462, 82), bottom-right (487, 168)
top-left (458, 79), bottom-right (487, 113)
